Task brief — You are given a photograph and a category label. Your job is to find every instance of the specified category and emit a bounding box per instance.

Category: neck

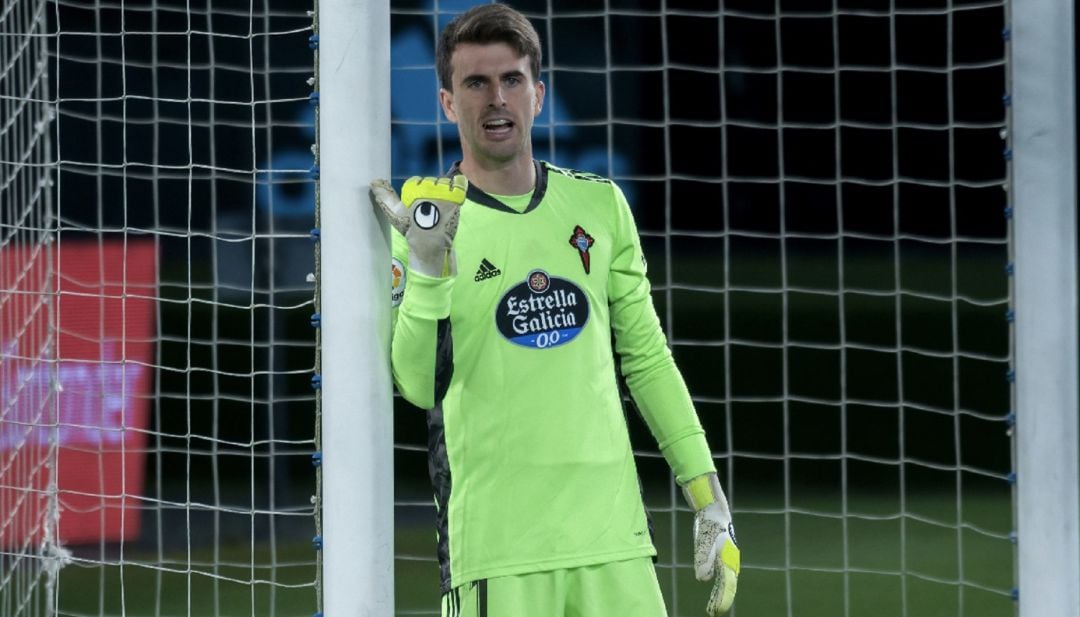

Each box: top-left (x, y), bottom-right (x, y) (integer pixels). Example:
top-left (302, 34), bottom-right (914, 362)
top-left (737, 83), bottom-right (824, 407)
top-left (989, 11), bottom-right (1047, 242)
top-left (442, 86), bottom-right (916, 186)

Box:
top-left (459, 156), bottom-right (536, 195)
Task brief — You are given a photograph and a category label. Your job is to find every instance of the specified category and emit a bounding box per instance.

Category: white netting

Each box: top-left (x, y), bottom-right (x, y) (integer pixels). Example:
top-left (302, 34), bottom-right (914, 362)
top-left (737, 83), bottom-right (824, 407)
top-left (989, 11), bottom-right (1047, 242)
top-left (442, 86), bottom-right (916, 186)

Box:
top-left (1, 0), bottom-right (58, 615)
top-left (389, 2), bottom-right (1014, 616)
top-left (4, 0), bottom-right (1016, 615)
top-left (5, 0), bottom-right (321, 615)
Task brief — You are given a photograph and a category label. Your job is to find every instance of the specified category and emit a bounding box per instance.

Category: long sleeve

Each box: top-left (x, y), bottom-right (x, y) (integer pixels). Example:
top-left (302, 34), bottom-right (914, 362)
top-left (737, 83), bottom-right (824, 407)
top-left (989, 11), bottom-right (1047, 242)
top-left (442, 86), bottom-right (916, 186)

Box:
top-left (607, 184), bottom-right (715, 484)
top-left (390, 229), bottom-right (455, 410)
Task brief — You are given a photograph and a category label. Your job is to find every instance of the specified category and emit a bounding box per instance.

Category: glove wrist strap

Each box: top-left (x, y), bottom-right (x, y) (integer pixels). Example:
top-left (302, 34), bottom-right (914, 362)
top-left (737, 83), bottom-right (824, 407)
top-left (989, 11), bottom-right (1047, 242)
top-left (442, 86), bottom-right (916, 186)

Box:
top-left (408, 250), bottom-right (454, 279)
top-left (682, 473), bottom-right (724, 512)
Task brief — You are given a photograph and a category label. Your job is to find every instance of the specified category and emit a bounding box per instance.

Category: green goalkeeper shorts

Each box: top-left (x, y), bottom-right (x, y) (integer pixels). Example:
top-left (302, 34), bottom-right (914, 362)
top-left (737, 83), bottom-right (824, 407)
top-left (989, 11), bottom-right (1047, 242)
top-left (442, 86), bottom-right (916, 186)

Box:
top-left (440, 557), bottom-right (668, 617)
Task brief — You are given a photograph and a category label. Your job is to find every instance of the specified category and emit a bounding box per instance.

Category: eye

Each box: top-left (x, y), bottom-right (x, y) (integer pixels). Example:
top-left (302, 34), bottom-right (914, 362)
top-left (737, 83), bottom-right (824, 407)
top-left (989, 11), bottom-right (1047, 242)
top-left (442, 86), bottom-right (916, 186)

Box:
top-left (413, 201), bottom-right (440, 229)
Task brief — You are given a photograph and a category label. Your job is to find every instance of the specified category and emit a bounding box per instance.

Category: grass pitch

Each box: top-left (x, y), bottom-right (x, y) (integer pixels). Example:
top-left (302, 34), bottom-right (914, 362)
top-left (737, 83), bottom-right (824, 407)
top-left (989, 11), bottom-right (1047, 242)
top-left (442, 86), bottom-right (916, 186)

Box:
top-left (57, 487), bottom-right (1013, 617)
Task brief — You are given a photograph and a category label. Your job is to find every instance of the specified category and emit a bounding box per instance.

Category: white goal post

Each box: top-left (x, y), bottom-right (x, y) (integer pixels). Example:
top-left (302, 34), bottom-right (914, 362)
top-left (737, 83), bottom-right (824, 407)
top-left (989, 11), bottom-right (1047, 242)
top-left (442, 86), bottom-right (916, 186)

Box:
top-left (1010, 1), bottom-right (1080, 615)
top-left (315, 2), bottom-right (394, 617)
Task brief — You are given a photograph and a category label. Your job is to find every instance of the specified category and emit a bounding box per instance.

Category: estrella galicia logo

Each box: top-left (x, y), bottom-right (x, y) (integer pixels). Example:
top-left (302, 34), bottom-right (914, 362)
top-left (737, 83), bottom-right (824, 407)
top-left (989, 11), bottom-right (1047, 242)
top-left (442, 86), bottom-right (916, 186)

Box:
top-left (496, 270), bottom-right (589, 349)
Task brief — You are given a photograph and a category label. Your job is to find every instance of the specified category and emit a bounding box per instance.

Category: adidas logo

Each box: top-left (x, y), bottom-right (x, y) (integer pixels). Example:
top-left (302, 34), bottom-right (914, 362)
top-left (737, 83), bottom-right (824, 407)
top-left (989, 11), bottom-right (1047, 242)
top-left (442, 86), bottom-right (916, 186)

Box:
top-left (474, 258), bottom-right (502, 282)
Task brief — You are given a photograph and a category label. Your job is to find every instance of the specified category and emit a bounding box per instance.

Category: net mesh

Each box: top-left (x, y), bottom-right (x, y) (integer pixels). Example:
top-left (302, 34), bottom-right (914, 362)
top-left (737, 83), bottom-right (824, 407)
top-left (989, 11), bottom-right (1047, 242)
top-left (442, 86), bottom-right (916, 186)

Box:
top-left (390, 2), bottom-right (1014, 616)
top-left (2, 0), bottom-right (1016, 615)
top-left (1, 0), bottom-right (58, 615)
top-left (5, 1), bottom-right (321, 615)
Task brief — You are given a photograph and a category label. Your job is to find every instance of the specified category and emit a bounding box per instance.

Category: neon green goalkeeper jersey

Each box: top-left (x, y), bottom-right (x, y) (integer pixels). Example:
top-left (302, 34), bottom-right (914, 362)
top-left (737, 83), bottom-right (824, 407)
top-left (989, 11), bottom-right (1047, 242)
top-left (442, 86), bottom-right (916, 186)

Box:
top-left (390, 161), bottom-right (715, 593)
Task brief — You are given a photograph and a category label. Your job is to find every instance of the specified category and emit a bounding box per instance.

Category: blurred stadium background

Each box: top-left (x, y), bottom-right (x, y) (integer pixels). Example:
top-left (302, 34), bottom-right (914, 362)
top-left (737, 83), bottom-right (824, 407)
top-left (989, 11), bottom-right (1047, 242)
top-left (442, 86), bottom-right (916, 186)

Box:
top-left (3, 0), bottom-right (1072, 615)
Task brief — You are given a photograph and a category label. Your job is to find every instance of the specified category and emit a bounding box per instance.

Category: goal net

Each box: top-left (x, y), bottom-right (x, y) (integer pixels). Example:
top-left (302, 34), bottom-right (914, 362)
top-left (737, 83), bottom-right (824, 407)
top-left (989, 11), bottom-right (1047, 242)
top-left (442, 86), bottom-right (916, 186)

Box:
top-left (389, 2), bottom-right (1014, 616)
top-left (3, 0), bottom-right (320, 615)
top-left (1, 0), bottom-right (57, 615)
top-left (3, 0), bottom-right (1021, 616)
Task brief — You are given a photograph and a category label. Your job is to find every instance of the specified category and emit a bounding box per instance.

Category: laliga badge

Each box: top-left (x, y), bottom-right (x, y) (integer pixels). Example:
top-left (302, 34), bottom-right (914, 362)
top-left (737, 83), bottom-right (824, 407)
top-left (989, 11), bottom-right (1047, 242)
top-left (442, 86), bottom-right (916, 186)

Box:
top-left (569, 225), bottom-right (595, 274)
top-left (391, 258), bottom-right (406, 307)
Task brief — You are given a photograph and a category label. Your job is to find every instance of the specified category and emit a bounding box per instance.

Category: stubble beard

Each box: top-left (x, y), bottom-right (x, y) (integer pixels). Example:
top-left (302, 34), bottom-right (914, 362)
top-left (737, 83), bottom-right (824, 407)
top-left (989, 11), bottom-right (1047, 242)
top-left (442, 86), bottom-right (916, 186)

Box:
top-left (467, 128), bottom-right (530, 169)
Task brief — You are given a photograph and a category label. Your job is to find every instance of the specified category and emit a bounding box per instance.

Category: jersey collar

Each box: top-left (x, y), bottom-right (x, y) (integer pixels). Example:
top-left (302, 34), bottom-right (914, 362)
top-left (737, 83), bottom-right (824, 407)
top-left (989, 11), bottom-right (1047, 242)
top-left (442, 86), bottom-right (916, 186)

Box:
top-left (445, 159), bottom-right (549, 214)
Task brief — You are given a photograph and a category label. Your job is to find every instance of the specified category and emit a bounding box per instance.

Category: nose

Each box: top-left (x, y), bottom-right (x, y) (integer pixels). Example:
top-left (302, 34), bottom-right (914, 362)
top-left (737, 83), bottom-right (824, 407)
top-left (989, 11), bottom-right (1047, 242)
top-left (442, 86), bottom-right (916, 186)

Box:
top-left (489, 85), bottom-right (507, 108)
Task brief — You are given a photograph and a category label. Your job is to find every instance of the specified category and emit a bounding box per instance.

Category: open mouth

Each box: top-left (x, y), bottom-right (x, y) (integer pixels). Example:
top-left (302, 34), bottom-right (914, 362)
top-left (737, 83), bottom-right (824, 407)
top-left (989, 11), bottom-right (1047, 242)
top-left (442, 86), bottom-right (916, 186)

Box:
top-left (483, 118), bottom-right (514, 134)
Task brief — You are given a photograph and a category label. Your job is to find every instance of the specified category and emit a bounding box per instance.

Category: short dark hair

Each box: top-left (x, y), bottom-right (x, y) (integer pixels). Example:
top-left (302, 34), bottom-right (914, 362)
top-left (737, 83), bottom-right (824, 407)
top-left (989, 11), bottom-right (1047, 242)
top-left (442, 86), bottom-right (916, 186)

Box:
top-left (436, 4), bottom-right (542, 91)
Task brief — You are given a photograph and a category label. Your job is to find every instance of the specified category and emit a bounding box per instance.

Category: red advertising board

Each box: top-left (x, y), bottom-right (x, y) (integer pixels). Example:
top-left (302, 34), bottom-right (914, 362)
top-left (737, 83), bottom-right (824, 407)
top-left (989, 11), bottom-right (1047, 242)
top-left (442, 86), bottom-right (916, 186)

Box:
top-left (1, 239), bottom-right (156, 546)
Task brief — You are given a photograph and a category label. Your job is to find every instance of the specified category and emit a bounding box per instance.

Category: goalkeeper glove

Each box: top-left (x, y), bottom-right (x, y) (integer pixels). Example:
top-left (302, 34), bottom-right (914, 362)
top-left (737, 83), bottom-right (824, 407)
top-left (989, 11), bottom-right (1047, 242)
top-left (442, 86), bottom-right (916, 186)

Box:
top-left (683, 472), bottom-right (740, 615)
top-left (370, 176), bottom-right (467, 278)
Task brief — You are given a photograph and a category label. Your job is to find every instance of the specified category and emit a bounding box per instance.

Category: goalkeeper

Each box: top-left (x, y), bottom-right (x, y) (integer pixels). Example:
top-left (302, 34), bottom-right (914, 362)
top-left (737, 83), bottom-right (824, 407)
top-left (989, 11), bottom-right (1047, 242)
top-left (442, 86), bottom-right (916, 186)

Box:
top-left (374, 4), bottom-right (739, 616)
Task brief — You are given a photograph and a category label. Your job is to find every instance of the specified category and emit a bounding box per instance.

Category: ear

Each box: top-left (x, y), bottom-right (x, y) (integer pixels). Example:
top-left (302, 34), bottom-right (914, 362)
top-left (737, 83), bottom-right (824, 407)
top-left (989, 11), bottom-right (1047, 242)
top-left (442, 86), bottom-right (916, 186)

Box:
top-left (533, 80), bottom-right (545, 117)
top-left (439, 88), bottom-right (458, 123)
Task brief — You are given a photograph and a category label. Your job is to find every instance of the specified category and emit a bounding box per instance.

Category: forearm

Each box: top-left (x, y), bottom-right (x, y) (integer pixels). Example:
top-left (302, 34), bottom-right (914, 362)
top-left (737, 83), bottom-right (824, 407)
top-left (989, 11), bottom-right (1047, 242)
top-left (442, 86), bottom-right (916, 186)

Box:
top-left (611, 285), bottom-right (712, 483)
top-left (627, 348), bottom-right (715, 484)
top-left (391, 268), bottom-right (455, 409)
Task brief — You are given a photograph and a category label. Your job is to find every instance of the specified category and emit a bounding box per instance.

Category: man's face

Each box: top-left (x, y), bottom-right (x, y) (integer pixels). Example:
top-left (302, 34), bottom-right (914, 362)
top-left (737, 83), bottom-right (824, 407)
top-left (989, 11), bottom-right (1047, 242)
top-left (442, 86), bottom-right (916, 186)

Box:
top-left (439, 42), bottom-right (545, 169)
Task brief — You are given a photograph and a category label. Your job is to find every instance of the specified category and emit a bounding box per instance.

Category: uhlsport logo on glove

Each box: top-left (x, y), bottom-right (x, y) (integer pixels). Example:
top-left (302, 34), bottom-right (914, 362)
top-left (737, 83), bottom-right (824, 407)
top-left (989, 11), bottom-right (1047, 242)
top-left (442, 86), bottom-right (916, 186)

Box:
top-left (412, 201), bottom-right (441, 229)
top-left (495, 269), bottom-right (589, 349)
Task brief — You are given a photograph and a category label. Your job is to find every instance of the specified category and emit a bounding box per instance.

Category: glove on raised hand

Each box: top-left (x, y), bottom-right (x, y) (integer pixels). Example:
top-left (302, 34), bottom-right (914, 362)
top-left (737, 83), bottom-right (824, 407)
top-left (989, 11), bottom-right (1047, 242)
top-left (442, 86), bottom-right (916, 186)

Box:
top-left (371, 176), bottom-right (467, 278)
top-left (683, 472), bottom-right (740, 615)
